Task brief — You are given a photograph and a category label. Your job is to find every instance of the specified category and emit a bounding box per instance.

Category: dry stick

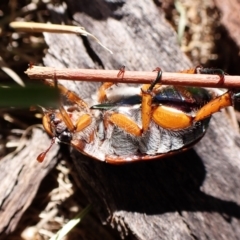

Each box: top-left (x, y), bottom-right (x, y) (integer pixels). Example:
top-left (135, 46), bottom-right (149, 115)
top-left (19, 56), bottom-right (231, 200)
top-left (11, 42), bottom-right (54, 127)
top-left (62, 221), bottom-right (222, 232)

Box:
top-left (26, 66), bottom-right (240, 88)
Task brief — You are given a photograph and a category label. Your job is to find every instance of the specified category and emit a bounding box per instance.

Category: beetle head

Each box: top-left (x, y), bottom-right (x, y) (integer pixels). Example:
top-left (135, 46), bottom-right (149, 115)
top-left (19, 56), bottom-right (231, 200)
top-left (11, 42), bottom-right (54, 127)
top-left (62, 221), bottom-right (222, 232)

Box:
top-left (38, 110), bottom-right (73, 163)
top-left (42, 111), bottom-right (72, 143)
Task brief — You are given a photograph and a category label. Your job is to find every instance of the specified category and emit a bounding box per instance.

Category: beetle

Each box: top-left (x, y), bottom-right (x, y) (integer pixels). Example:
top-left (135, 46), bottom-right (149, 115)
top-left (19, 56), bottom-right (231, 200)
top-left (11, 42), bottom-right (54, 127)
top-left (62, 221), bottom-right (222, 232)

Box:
top-left (38, 67), bottom-right (236, 164)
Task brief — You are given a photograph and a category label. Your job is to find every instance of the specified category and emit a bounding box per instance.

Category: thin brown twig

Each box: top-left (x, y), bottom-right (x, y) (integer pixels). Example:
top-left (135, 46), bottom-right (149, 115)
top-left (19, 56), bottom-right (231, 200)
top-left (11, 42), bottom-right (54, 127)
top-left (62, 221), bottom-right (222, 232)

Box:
top-left (25, 65), bottom-right (240, 88)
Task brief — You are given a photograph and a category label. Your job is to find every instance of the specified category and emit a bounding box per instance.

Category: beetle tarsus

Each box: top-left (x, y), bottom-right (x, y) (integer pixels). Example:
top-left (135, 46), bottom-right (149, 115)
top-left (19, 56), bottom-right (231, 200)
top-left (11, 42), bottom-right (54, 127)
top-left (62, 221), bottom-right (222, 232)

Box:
top-left (117, 65), bottom-right (125, 78)
top-left (196, 66), bottom-right (225, 85)
top-left (148, 67), bottom-right (162, 92)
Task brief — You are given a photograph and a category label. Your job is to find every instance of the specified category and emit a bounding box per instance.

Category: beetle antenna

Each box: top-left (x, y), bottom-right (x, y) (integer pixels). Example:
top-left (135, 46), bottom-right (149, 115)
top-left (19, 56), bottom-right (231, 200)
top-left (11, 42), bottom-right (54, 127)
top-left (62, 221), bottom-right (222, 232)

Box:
top-left (37, 137), bottom-right (56, 162)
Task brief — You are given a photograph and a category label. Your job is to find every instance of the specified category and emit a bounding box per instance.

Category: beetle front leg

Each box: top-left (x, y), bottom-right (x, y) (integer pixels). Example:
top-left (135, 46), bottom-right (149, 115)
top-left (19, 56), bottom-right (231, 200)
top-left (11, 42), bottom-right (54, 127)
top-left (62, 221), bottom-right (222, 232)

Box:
top-left (43, 79), bottom-right (93, 131)
top-left (44, 80), bottom-right (89, 110)
top-left (98, 66), bottom-right (126, 102)
top-left (98, 82), bottom-right (115, 102)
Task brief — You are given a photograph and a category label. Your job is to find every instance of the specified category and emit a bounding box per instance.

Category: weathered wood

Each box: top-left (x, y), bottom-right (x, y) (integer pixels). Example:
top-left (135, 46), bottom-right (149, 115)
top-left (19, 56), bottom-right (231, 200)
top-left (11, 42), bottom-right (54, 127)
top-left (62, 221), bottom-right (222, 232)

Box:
top-left (41, 0), bottom-right (240, 239)
top-left (0, 127), bottom-right (59, 236)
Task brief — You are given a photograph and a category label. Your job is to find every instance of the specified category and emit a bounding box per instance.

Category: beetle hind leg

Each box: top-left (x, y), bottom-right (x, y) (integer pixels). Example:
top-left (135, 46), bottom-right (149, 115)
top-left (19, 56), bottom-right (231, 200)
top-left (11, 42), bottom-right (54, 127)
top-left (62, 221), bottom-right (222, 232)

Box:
top-left (196, 66), bottom-right (225, 84)
top-left (180, 66), bottom-right (225, 84)
top-left (194, 91), bottom-right (233, 122)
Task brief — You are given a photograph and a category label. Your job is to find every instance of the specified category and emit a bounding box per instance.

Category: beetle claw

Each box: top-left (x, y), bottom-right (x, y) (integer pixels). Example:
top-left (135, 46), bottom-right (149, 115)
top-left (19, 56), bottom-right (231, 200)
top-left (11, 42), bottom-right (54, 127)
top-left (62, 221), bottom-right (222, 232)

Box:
top-left (148, 67), bottom-right (162, 92)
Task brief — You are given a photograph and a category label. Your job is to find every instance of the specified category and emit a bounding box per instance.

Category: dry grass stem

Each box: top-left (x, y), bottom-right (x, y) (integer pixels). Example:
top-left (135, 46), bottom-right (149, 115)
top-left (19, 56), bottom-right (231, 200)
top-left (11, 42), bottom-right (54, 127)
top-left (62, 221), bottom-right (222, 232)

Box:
top-left (26, 65), bottom-right (240, 88)
top-left (10, 22), bottom-right (85, 34)
top-left (9, 22), bottom-right (113, 54)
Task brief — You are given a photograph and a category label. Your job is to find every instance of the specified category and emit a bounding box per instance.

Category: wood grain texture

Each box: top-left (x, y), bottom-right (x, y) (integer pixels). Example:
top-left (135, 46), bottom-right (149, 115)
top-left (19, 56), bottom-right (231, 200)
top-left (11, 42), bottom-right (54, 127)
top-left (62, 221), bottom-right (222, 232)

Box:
top-left (1, 0), bottom-right (239, 239)
top-left (0, 127), bottom-right (59, 236)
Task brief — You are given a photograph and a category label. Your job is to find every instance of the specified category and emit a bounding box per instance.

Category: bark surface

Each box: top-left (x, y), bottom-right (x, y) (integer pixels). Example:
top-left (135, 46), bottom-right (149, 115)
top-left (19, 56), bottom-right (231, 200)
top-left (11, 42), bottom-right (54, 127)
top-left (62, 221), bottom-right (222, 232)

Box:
top-left (1, 1), bottom-right (240, 239)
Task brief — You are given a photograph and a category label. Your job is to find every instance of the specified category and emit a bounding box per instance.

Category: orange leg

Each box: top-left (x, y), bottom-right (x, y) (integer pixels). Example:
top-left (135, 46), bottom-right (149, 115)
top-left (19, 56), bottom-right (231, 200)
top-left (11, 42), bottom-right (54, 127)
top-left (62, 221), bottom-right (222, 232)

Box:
top-left (98, 66), bottom-right (126, 102)
top-left (152, 106), bottom-right (193, 130)
top-left (39, 81), bottom-right (93, 162)
top-left (108, 113), bottom-right (142, 137)
top-left (59, 105), bottom-right (75, 131)
top-left (194, 91), bottom-right (232, 122)
top-left (141, 85), bottom-right (153, 133)
top-left (75, 114), bottom-right (92, 132)
top-left (98, 82), bottom-right (115, 102)
top-left (44, 80), bottom-right (89, 109)
top-left (149, 92), bottom-right (232, 131)
top-left (106, 68), bottom-right (163, 136)
top-left (142, 66), bottom-right (226, 131)
top-left (43, 108), bottom-right (92, 136)
top-left (43, 80), bottom-right (92, 133)
top-left (100, 68), bottom-right (163, 136)
top-left (141, 68), bottom-right (162, 133)
top-left (104, 66), bottom-right (227, 135)
top-left (151, 91), bottom-right (234, 130)
top-left (180, 67), bottom-right (197, 74)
